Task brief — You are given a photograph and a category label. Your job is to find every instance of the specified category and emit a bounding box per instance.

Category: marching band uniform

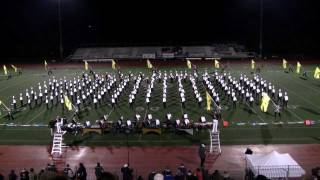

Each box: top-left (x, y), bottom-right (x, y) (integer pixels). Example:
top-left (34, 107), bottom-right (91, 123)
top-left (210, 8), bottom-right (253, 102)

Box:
top-left (12, 96), bottom-right (17, 109)
top-left (20, 93), bottom-right (23, 107)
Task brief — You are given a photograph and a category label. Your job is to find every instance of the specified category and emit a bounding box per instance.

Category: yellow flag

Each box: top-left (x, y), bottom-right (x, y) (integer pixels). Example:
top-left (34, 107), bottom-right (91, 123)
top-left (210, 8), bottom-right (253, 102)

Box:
top-left (282, 59), bottom-right (287, 69)
top-left (64, 95), bottom-right (73, 111)
top-left (11, 65), bottom-right (17, 72)
top-left (84, 60), bottom-right (88, 71)
top-left (251, 60), bottom-right (255, 70)
top-left (44, 60), bottom-right (48, 71)
top-left (3, 65), bottom-right (8, 75)
top-left (296, 61), bottom-right (301, 74)
top-left (112, 59), bottom-right (116, 70)
top-left (206, 91), bottom-right (212, 111)
top-left (314, 67), bottom-right (320, 79)
top-left (187, 60), bottom-right (192, 69)
top-left (214, 60), bottom-right (220, 69)
top-left (260, 92), bottom-right (271, 112)
top-left (147, 60), bottom-right (153, 69)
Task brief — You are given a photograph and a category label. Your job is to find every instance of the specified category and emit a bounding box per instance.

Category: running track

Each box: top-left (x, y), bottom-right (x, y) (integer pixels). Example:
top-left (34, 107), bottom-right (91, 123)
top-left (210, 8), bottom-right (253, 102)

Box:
top-left (0, 144), bottom-right (319, 179)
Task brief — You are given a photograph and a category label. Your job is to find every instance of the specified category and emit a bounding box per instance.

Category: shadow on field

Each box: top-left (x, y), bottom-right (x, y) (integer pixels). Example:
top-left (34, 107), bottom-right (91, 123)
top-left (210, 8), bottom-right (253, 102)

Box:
top-left (299, 106), bottom-right (320, 115)
top-left (311, 136), bottom-right (320, 142)
top-left (299, 76), bottom-right (308, 80)
top-left (260, 125), bottom-right (272, 145)
top-left (68, 134), bottom-right (93, 146)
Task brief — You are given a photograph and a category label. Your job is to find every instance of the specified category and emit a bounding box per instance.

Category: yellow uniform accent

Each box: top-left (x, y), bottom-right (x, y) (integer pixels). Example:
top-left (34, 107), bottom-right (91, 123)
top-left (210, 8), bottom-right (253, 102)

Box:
top-left (260, 92), bottom-right (271, 112)
top-left (112, 59), bottom-right (116, 70)
top-left (282, 59), bottom-right (287, 69)
top-left (215, 60), bottom-right (220, 69)
top-left (64, 95), bottom-right (73, 111)
top-left (314, 67), bottom-right (320, 79)
top-left (11, 65), bottom-right (17, 72)
top-left (147, 60), bottom-right (153, 69)
top-left (206, 91), bottom-right (212, 111)
top-left (296, 61), bottom-right (301, 74)
top-left (84, 61), bottom-right (88, 71)
top-left (44, 60), bottom-right (48, 71)
top-left (251, 60), bottom-right (255, 70)
top-left (3, 65), bottom-right (8, 75)
top-left (187, 60), bottom-right (192, 69)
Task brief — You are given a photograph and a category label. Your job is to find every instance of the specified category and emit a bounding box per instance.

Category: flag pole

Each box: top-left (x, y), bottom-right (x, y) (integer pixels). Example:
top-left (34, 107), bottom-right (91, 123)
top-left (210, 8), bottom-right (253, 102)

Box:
top-left (0, 101), bottom-right (13, 120)
top-left (0, 101), bottom-right (11, 112)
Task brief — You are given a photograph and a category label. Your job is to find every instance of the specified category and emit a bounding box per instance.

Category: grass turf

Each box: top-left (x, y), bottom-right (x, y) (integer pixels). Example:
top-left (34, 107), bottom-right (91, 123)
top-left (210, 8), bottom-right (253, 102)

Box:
top-left (0, 62), bottom-right (319, 146)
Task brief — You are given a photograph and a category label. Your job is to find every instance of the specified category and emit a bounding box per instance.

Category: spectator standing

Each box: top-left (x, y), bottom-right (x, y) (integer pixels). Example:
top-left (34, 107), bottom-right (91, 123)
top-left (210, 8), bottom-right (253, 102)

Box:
top-left (222, 171), bottom-right (230, 180)
top-left (121, 164), bottom-right (133, 180)
top-left (37, 169), bottom-right (45, 180)
top-left (20, 168), bottom-right (29, 180)
top-left (29, 168), bottom-right (36, 180)
top-left (95, 162), bottom-right (104, 180)
top-left (195, 168), bottom-right (203, 180)
top-left (76, 163), bottom-right (87, 180)
top-left (186, 170), bottom-right (197, 180)
top-left (163, 167), bottom-right (174, 180)
top-left (8, 170), bottom-right (17, 180)
top-left (178, 163), bottom-right (187, 177)
top-left (174, 169), bottom-right (184, 180)
top-left (63, 164), bottom-right (74, 180)
top-left (198, 144), bottom-right (206, 167)
top-left (148, 170), bottom-right (156, 180)
top-left (211, 170), bottom-right (223, 180)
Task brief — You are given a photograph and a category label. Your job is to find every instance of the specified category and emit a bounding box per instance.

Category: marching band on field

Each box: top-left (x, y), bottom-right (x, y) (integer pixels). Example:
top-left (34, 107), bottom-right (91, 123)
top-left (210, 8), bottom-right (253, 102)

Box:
top-left (9, 67), bottom-right (289, 130)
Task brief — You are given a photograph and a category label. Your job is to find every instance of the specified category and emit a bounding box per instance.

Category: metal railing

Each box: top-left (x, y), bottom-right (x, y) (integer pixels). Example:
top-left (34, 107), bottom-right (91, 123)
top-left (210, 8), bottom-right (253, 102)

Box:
top-left (247, 164), bottom-right (305, 179)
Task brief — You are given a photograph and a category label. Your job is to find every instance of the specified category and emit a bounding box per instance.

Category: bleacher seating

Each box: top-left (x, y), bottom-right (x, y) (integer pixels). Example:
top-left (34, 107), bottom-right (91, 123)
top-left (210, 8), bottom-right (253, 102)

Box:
top-left (70, 44), bottom-right (254, 61)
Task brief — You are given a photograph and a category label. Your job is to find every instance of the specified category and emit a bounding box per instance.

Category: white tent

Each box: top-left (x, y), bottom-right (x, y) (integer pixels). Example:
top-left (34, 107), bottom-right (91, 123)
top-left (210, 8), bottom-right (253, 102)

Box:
top-left (246, 150), bottom-right (305, 179)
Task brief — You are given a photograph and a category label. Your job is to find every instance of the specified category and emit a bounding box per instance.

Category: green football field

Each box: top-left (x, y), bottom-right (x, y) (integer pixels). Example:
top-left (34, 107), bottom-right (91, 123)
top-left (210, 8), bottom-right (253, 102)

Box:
top-left (0, 62), bottom-right (319, 146)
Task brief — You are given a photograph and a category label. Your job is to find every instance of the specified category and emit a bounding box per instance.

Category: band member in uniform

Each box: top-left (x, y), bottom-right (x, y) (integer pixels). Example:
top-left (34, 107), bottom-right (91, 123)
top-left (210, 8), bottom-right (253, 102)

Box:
top-left (12, 96), bottom-right (17, 110)
top-left (146, 97), bottom-right (150, 109)
top-left (19, 93), bottom-right (23, 107)
top-left (60, 95), bottom-right (64, 111)
top-left (45, 96), bottom-right (49, 109)
top-left (162, 95), bottom-right (166, 109)
top-left (232, 95), bottom-right (237, 109)
top-left (283, 92), bottom-right (289, 108)
top-left (274, 104), bottom-right (281, 120)
top-left (28, 97), bottom-right (32, 109)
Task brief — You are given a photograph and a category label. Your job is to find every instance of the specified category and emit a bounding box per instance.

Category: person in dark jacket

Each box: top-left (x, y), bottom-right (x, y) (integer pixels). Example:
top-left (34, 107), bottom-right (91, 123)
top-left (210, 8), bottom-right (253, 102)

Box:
top-left (76, 163), bottom-right (87, 180)
top-left (121, 164), bottom-right (133, 180)
top-left (20, 168), bottom-right (29, 180)
top-left (178, 163), bottom-right (187, 177)
top-left (175, 169), bottom-right (184, 180)
top-left (198, 144), bottom-right (206, 167)
top-left (148, 170), bottom-right (157, 180)
top-left (95, 162), bottom-right (104, 180)
top-left (8, 170), bottom-right (18, 180)
top-left (186, 170), bottom-right (197, 180)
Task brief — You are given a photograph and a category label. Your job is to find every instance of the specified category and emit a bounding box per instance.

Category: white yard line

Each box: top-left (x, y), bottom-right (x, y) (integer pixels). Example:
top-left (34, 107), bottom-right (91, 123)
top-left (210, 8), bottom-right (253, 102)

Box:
top-left (285, 75), bottom-right (320, 95)
top-left (0, 80), bottom-right (26, 92)
top-left (271, 79), bottom-right (320, 111)
top-left (25, 108), bottom-right (48, 124)
top-left (286, 108), bottom-right (304, 121)
top-left (246, 102), bottom-right (266, 123)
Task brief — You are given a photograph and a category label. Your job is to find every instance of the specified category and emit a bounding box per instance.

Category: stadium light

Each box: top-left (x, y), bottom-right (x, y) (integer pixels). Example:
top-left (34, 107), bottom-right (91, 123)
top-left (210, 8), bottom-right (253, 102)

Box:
top-left (259, 0), bottom-right (263, 59)
top-left (58, 0), bottom-right (63, 60)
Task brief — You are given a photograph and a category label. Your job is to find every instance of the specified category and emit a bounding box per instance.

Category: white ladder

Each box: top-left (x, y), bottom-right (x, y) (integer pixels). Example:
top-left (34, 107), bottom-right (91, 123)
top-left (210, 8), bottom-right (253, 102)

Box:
top-left (51, 132), bottom-right (65, 156)
top-left (209, 130), bottom-right (221, 154)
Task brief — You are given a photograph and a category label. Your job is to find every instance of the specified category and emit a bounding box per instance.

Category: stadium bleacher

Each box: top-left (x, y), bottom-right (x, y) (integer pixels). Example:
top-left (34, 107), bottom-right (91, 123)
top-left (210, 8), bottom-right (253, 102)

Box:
top-left (69, 44), bottom-right (254, 61)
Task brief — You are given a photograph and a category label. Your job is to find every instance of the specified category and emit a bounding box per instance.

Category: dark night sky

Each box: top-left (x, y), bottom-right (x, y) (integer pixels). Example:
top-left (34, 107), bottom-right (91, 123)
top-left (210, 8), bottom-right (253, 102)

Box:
top-left (1, 0), bottom-right (320, 60)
